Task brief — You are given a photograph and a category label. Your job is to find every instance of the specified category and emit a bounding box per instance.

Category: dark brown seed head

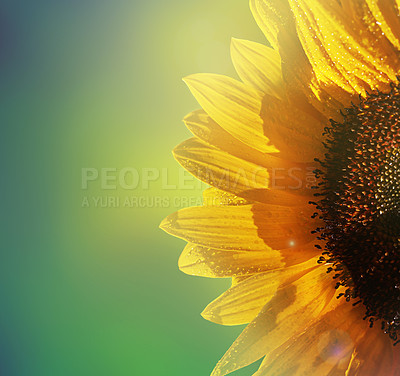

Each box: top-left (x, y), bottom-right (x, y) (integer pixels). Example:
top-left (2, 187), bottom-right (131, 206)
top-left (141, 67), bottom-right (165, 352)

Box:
top-left (314, 83), bottom-right (400, 343)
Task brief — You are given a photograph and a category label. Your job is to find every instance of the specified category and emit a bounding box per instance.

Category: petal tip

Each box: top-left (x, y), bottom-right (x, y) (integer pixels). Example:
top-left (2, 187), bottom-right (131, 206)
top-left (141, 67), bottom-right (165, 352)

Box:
top-left (159, 217), bottom-right (169, 231)
top-left (171, 143), bottom-right (183, 159)
top-left (200, 308), bottom-right (212, 321)
top-left (201, 305), bottom-right (224, 325)
top-left (230, 37), bottom-right (245, 47)
top-left (159, 214), bottom-right (174, 234)
top-left (182, 74), bottom-right (200, 87)
top-left (230, 36), bottom-right (239, 45)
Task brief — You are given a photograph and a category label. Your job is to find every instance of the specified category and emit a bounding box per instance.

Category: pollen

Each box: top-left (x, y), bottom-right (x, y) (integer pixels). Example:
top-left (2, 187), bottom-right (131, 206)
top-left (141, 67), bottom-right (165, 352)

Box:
top-left (314, 83), bottom-right (400, 343)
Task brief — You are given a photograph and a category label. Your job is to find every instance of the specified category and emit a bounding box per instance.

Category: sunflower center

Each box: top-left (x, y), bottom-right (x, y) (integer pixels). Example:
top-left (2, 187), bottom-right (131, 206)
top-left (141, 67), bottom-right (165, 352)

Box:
top-left (314, 83), bottom-right (400, 343)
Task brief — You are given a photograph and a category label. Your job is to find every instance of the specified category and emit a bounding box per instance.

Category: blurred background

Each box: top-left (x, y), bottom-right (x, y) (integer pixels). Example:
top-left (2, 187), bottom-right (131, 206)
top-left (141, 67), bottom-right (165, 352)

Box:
top-left (1, 1), bottom-right (266, 375)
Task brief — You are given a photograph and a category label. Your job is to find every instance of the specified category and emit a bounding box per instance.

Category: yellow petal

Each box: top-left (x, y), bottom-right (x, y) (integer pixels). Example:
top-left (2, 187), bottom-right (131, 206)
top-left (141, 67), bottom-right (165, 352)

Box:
top-left (183, 110), bottom-right (274, 168)
top-left (174, 137), bottom-right (317, 203)
top-left (260, 95), bottom-right (326, 162)
top-left (341, 0), bottom-right (400, 78)
top-left (183, 73), bottom-right (278, 153)
top-left (202, 187), bottom-right (251, 207)
top-left (173, 137), bottom-right (270, 194)
top-left (280, 24), bottom-right (352, 122)
top-left (345, 321), bottom-right (397, 376)
top-left (364, 0), bottom-right (400, 51)
top-left (249, 0), bottom-right (293, 50)
top-left (289, 0), bottom-right (396, 93)
top-left (179, 241), bottom-right (318, 280)
top-left (184, 108), bottom-right (323, 164)
top-left (160, 203), bottom-right (318, 251)
top-left (202, 185), bottom-right (310, 213)
top-left (210, 267), bottom-right (336, 376)
top-left (201, 256), bottom-right (319, 326)
top-left (160, 204), bottom-right (270, 251)
top-left (288, 0), bottom-right (360, 94)
top-left (250, 0), bottom-right (349, 121)
top-left (231, 275), bottom-right (251, 287)
top-left (230, 38), bottom-right (284, 98)
top-left (179, 243), bottom-right (284, 279)
top-left (254, 303), bottom-right (360, 376)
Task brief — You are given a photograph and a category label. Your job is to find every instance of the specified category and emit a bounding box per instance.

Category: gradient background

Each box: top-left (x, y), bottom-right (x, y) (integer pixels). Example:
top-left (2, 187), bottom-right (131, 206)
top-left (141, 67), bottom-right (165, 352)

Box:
top-left (2, 1), bottom-right (267, 375)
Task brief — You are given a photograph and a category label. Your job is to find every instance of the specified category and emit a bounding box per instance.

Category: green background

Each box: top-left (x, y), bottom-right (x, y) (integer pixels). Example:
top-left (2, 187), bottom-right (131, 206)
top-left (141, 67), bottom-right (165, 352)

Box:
top-left (2, 1), bottom-right (266, 375)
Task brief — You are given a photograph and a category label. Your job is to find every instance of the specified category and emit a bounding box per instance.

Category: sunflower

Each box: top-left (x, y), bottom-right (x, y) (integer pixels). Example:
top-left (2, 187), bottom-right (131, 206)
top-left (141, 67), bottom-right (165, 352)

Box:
top-left (160, 0), bottom-right (400, 375)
